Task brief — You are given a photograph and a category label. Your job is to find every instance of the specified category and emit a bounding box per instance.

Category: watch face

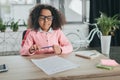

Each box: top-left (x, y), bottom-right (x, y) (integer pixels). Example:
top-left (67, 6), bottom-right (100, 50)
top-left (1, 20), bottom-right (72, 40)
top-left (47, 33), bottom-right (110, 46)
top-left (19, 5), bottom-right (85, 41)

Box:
top-left (0, 64), bottom-right (8, 72)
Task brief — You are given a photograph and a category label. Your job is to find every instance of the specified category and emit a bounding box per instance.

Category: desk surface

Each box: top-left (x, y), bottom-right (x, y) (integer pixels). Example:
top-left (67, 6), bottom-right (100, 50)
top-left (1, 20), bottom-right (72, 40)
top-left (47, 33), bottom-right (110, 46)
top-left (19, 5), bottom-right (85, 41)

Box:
top-left (0, 51), bottom-right (120, 80)
top-left (79, 47), bottom-right (120, 63)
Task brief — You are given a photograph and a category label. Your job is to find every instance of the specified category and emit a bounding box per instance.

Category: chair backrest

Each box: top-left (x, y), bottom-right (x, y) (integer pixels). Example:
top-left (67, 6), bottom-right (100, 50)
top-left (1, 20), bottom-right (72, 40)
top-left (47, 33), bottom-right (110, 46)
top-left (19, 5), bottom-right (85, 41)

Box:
top-left (22, 30), bottom-right (27, 40)
top-left (21, 29), bottom-right (31, 47)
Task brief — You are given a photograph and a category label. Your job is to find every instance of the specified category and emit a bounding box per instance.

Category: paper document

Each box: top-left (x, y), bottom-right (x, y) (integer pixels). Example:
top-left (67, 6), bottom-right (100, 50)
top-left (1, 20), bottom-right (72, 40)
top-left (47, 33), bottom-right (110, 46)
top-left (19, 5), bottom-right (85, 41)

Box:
top-left (75, 50), bottom-right (100, 59)
top-left (31, 56), bottom-right (79, 75)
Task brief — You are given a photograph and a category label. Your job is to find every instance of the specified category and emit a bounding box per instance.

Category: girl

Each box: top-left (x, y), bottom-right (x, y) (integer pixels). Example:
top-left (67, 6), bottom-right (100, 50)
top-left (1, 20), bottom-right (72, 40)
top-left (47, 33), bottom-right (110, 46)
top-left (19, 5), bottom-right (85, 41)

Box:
top-left (20, 4), bottom-right (73, 56)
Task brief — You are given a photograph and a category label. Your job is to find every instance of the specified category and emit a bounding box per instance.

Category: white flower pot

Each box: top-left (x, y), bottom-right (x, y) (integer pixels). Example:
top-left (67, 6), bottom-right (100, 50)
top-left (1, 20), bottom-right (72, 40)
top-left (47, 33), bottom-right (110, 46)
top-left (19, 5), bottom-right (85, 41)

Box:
top-left (101, 36), bottom-right (111, 57)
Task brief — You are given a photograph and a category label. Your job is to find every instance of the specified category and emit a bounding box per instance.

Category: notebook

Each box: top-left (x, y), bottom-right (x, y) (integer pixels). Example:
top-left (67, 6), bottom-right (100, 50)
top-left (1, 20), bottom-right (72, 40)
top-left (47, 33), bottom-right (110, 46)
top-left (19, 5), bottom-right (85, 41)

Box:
top-left (31, 56), bottom-right (79, 75)
top-left (75, 50), bottom-right (100, 59)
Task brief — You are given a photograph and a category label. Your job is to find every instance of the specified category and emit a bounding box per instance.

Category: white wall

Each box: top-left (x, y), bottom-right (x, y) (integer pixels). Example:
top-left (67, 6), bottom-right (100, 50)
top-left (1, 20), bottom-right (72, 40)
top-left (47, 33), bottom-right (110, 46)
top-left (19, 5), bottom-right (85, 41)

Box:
top-left (63, 24), bottom-right (89, 38)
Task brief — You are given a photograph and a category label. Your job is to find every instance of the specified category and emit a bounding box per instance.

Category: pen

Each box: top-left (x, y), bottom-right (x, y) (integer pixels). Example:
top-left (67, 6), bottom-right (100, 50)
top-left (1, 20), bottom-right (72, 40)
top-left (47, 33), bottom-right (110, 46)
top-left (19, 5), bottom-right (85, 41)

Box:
top-left (41, 46), bottom-right (53, 49)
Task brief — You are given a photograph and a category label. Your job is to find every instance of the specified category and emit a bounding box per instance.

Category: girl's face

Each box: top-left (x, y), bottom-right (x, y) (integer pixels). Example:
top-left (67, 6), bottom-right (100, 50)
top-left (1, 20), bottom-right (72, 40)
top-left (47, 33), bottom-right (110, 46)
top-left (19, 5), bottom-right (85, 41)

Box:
top-left (38, 9), bottom-right (53, 32)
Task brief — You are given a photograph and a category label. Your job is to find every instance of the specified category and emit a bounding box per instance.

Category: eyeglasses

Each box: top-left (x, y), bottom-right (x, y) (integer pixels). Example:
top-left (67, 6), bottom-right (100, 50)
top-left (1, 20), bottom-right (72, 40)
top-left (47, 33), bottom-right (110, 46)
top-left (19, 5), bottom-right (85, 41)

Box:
top-left (39, 15), bottom-right (53, 21)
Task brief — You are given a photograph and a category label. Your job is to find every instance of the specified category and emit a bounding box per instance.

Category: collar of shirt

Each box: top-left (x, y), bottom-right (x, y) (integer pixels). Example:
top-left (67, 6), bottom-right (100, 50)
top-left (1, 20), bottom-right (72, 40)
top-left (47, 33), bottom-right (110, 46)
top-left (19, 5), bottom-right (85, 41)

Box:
top-left (38, 28), bottom-right (53, 33)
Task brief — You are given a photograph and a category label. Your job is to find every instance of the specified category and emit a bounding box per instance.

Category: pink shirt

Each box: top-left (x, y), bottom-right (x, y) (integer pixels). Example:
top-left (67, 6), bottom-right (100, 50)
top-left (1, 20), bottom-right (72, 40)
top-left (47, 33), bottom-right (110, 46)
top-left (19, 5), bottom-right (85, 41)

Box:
top-left (20, 29), bottom-right (73, 55)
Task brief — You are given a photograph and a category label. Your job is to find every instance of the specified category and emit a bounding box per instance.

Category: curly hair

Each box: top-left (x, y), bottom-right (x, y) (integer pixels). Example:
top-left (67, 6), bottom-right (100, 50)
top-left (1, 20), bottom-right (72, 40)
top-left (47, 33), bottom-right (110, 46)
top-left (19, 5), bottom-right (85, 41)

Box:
top-left (28, 4), bottom-right (66, 31)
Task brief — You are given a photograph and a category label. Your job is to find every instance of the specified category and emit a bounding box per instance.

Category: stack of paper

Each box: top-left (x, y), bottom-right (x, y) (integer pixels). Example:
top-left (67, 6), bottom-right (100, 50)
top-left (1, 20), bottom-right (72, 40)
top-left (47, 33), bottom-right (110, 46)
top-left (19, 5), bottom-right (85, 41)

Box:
top-left (31, 56), bottom-right (79, 75)
top-left (100, 59), bottom-right (119, 66)
top-left (96, 59), bottom-right (119, 70)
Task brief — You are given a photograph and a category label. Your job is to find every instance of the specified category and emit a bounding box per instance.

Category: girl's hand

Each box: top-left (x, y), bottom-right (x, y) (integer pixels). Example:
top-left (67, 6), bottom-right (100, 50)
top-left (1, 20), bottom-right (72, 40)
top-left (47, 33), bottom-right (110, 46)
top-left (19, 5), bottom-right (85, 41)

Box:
top-left (29, 44), bottom-right (39, 54)
top-left (53, 45), bottom-right (62, 55)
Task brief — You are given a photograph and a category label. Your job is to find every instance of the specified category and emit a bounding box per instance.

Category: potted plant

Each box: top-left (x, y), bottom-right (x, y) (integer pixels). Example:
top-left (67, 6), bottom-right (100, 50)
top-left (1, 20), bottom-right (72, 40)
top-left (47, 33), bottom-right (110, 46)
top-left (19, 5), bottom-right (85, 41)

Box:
top-left (0, 18), bottom-right (6, 32)
top-left (95, 12), bottom-right (120, 57)
top-left (96, 12), bottom-right (120, 36)
top-left (10, 19), bottom-right (20, 32)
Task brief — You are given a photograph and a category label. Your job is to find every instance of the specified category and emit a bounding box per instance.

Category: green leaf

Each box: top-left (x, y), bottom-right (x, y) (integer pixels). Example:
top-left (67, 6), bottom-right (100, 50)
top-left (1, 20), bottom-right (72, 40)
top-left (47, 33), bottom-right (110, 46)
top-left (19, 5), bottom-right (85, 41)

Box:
top-left (95, 12), bottom-right (120, 35)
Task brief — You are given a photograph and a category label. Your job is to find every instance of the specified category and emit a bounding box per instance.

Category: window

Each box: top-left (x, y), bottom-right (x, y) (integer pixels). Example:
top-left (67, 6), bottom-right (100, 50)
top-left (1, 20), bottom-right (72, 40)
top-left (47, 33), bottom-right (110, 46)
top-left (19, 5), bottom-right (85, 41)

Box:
top-left (0, 0), bottom-right (90, 24)
top-left (40, 0), bottom-right (90, 23)
top-left (11, 0), bottom-right (34, 4)
top-left (0, 0), bottom-right (35, 25)
top-left (0, 0), bottom-right (11, 22)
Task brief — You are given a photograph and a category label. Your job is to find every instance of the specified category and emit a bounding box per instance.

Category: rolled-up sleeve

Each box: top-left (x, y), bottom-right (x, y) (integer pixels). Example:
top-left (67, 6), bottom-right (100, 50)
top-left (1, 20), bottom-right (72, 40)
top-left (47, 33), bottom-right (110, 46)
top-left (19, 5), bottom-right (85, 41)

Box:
top-left (57, 29), bottom-right (73, 54)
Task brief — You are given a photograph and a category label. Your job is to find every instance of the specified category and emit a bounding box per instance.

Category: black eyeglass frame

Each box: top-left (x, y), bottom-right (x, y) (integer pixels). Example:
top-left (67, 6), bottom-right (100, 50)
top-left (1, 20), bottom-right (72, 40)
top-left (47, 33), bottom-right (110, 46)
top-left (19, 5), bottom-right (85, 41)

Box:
top-left (39, 15), bottom-right (54, 21)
